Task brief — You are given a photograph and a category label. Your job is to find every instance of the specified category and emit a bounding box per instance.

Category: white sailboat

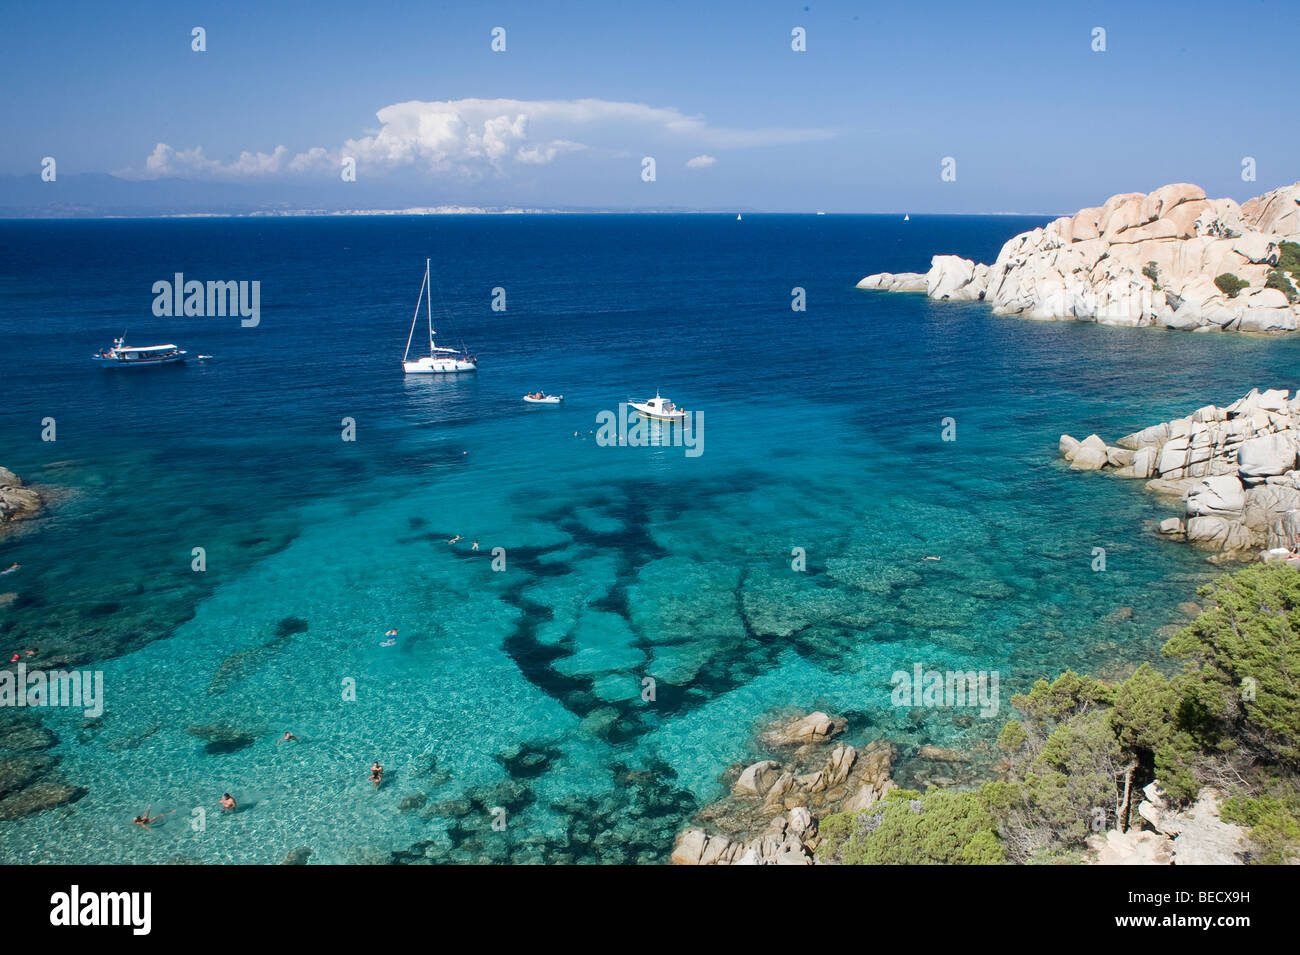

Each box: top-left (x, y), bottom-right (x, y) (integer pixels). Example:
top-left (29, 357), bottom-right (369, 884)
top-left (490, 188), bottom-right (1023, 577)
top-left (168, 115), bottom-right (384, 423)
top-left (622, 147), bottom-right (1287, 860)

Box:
top-left (402, 259), bottom-right (477, 374)
top-left (904, 214), bottom-right (910, 221)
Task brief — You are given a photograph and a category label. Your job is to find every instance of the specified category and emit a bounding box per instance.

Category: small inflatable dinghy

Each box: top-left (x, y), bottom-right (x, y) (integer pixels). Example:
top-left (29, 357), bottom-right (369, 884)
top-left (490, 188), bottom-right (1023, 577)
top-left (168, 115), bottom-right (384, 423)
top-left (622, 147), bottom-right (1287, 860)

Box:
top-left (523, 393), bottom-right (563, 404)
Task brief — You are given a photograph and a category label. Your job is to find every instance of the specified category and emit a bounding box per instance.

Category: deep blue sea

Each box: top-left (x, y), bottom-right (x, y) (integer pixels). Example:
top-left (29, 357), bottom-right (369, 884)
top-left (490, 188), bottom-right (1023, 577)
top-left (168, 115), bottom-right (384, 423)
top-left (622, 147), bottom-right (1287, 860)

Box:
top-left (3, 214), bottom-right (1300, 863)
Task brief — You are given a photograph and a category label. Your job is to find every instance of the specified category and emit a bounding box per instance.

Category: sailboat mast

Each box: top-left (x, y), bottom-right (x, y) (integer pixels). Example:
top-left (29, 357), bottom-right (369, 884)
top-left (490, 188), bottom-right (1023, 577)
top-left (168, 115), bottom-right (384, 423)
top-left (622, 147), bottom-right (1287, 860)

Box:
top-left (426, 258), bottom-right (434, 353)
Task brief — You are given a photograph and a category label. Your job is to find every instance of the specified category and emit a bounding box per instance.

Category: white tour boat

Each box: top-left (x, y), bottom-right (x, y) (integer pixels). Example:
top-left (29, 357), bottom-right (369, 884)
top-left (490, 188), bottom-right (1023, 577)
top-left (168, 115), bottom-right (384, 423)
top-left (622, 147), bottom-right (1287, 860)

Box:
top-left (629, 392), bottom-right (687, 423)
top-left (523, 393), bottom-right (563, 404)
top-left (402, 259), bottom-right (478, 374)
top-left (92, 338), bottom-right (187, 366)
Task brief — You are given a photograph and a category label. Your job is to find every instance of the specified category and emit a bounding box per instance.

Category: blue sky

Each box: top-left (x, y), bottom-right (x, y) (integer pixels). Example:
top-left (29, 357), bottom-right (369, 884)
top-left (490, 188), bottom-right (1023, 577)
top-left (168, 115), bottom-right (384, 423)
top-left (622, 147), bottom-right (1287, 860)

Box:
top-left (1, 0), bottom-right (1297, 213)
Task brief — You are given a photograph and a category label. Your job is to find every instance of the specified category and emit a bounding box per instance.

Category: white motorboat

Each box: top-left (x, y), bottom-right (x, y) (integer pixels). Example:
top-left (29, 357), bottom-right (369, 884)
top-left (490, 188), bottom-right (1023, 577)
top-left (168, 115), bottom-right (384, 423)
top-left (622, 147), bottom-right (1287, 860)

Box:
top-left (523, 393), bottom-right (563, 404)
top-left (92, 338), bottom-right (187, 366)
top-left (402, 259), bottom-right (478, 374)
top-left (629, 392), bottom-right (687, 422)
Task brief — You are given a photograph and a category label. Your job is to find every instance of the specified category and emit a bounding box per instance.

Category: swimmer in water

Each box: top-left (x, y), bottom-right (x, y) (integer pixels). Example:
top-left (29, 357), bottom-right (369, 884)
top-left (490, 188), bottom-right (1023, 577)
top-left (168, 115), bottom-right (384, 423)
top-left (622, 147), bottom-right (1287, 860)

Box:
top-left (380, 638), bottom-right (396, 647)
top-left (369, 762), bottom-right (383, 787)
top-left (133, 806), bottom-right (171, 829)
top-left (278, 731), bottom-right (298, 743)
top-left (471, 540), bottom-right (479, 551)
top-left (922, 556), bottom-right (942, 561)
top-left (219, 793), bottom-right (237, 811)
top-left (1, 563), bottom-right (18, 575)
top-left (385, 629), bottom-right (399, 637)
top-left (448, 535), bottom-right (463, 545)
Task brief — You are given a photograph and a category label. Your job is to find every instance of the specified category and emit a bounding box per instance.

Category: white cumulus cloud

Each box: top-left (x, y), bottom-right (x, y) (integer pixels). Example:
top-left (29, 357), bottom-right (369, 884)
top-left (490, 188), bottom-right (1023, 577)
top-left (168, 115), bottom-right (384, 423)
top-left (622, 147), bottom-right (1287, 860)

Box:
top-left (117, 98), bottom-right (831, 181)
top-left (686, 155), bottom-right (717, 168)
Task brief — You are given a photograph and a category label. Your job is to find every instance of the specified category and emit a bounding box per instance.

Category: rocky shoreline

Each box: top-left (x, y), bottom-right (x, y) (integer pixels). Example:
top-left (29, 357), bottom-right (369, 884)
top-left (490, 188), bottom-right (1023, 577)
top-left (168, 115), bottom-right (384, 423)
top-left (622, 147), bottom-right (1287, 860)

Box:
top-left (858, 182), bottom-right (1300, 332)
top-left (674, 710), bottom-right (1251, 865)
top-left (1061, 387), bottom-right (1300, 559)
top-left (672, 712), bottom-right (897, 865)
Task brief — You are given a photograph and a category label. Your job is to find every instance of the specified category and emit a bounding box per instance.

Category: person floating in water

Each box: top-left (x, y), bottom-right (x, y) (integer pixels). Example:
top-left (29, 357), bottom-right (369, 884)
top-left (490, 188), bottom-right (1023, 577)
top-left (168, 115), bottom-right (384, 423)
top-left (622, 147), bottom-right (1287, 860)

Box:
top-left (448, 535), bottom-right (463, 545)
top-left (471, 540), bottom-right (479, 551)
top-left (369, 762), bottom-right (383, 787)
top-left (278, 731), bottom-right (298, 743)
top-left (385, 629), bottom-right (399, 637)
top-left (922, 556), bottom-right (942, 561)
top-left (219, 793), bottom-right (237, 811)
top-left (132, 805), bottom-right (171, 829)
top-left (1, 563), bottom-right (18, 575)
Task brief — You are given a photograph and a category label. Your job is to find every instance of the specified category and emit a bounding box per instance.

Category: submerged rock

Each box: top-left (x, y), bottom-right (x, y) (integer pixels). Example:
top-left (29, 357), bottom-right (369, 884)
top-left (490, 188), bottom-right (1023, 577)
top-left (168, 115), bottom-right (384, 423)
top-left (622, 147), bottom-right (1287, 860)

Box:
top-left (186, 723), bottom-right (259, 754)
top-left (0, 754), bottom-right (55, 796)
top-left (0, 779), bottom-right (87, 820)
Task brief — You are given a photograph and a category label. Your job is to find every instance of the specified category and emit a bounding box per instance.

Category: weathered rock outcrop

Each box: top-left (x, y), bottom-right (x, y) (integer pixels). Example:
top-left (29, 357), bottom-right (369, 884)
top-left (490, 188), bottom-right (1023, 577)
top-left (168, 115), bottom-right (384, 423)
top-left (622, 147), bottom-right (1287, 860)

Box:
top-left (1088, 783), bottom-right (1248, 865)
top-left (671, 711), bottom-right (897, 865)
top-left (858, 182), bottom-right (1300, 333)
top-left (1061, 388), bottom-right (1300, 557)
top-left (0, 467), bottom-right (41, 525)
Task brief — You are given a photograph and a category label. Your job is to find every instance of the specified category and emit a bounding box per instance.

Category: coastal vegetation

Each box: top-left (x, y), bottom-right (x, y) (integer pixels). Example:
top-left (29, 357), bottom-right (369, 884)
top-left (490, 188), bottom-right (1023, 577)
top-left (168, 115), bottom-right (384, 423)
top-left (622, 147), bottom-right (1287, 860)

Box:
top-left (1268, 241), bottom-right (1300, 301)
top-left (1214, 272), bottom-right (1249, 298)
top-left (817, 563), bottom-right (1300, 865)
top-left (1265, 269), bottom-right (1297, 303)
top-left (1279, 240), bottom-right (1300, 277)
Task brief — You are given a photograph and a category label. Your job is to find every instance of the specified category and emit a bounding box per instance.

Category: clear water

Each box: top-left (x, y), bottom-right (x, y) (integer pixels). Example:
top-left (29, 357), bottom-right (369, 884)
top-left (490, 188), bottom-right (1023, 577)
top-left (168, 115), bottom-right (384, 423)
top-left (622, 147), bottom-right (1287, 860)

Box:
top-left (2, 214), bottom-right (1297, 863)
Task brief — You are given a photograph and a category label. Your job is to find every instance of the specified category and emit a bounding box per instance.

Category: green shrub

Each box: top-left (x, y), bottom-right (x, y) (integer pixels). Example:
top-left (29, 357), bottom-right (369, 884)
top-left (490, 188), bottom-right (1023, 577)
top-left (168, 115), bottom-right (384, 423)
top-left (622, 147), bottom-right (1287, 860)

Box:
top-left (1163, 564), bottom-right (1300, 767)
top-left (1265, 268), bottom-right (1298, 303)
top-left (1221, 791), bottom-right (1300, 864)
top-left (817, 788), bottom-right (1005, 865)
top-left (1278, 240), bottom-right (1300, 277)
top-left (1214, 273), bottom-right (1249, 298)
top-left (1142, 261), bottom-right (1160, 287)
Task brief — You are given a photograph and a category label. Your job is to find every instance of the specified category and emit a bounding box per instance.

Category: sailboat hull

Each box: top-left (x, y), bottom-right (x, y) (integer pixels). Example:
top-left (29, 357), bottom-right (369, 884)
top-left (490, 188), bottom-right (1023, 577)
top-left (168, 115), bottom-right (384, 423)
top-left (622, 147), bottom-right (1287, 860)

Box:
top-left (403, 357), bottom-right (477, 374)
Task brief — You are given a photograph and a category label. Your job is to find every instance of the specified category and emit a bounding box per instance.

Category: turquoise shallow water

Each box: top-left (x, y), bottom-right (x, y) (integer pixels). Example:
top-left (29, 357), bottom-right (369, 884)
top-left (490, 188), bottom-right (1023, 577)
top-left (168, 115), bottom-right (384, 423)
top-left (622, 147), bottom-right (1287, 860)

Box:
top-left (2, 215), bottom-right (1299, 863)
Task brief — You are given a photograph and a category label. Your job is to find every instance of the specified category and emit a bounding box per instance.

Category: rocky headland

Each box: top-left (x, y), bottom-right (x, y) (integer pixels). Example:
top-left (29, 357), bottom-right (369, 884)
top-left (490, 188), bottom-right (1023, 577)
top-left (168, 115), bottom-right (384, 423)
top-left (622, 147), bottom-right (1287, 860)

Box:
top-left (859, 182), bottom-right (1300, 332)
top-left (1060, 387), bottom-right (1300, 558)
